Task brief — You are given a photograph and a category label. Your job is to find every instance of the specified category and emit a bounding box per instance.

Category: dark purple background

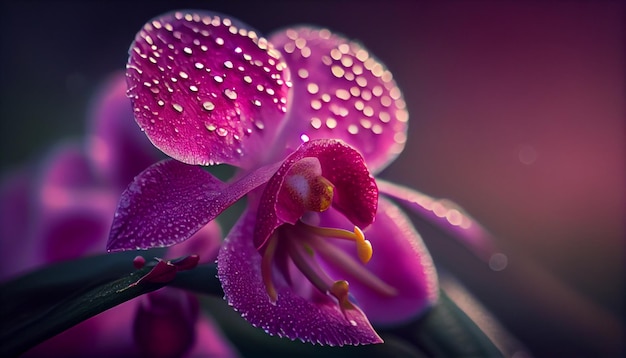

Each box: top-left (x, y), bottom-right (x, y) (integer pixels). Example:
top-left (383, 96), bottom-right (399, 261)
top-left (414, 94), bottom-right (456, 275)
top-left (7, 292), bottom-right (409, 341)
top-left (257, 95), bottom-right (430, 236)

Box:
top-left (1, 1), bottom-right (623, 357)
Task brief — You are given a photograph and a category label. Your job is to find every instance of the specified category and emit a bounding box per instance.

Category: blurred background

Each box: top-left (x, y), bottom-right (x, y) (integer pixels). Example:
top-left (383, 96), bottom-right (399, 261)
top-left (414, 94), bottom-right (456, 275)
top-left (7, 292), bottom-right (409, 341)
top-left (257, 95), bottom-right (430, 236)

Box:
top-left (1, 1), bottom-right (623, 357)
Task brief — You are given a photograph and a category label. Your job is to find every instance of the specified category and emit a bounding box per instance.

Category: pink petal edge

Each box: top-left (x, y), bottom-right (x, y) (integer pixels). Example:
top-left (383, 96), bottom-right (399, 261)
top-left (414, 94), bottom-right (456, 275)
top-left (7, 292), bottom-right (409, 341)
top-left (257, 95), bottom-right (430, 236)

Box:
top-left (377, 179), bottom-right (503, 265)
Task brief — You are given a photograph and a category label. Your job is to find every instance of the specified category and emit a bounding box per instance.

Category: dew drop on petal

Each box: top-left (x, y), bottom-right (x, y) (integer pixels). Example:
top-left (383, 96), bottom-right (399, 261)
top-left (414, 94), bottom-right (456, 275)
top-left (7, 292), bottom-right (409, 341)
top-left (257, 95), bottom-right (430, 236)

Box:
top-left (224, 89), bottom-right (237, 100)
top-left (202, 101), bottom-right (215, 111)
top-left (205, 122), bottom-right (217, 131)
top-left (172, 103), bottom-right (184, 112)
top-left (216, 127), bottom-right (228, 136)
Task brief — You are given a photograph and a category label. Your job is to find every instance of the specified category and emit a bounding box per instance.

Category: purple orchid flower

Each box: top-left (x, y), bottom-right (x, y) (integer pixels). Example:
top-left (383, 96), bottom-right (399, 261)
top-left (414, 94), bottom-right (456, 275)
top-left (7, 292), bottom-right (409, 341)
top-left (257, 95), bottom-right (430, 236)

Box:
top-left (108, 10), bottom-right (497, 346)
top-left (0, 73), bottom-right (236, 358)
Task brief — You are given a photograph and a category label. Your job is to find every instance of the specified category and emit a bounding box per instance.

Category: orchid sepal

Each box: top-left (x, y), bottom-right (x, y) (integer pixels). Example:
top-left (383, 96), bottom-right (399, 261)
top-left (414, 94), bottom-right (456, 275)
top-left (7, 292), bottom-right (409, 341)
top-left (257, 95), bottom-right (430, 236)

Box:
top-left (107, 159), bottom-right (279, 252)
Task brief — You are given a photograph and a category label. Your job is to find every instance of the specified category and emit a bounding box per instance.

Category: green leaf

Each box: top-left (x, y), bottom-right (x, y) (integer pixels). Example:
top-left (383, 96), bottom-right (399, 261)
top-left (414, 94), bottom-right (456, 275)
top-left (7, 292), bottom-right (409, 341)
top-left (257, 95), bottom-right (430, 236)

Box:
top-left (1, 260), bottom-right (162, 357)
top-left (1, 251), bottom-right (504, 358)
top-left (1, 251), bottom-right (146, 323)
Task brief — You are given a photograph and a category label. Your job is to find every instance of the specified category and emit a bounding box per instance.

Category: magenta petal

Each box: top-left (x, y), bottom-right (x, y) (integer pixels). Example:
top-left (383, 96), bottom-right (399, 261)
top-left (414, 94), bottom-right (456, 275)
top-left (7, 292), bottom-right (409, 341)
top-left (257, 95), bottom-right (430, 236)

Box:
top-left (134, 289), bottom-right (198, 358)
top-left (377, 179), bottom-right (502, 264)
top-left (166, 221), bottom-right (222, 264)
top-left (24, 300), bottom-right (140, 358)
top-left (39, 142), bottom-right (97, 190)
top-left (37, 145), bottom-right (116, 262)
top-left (38, 195), bottom-right (115, 263)
top-left (319, 198), bottom-right (438, 326)
top-left (86, 71), bottom-right (161, 190)
top-left (108, 159), bottom-right (278, 251)
top-left (269, 27), bottom-right (408, 173)
top-left (188, 315), bottom-right (238, 358)
top-left (218, 209), bottom-right (383, 346)
top-left (126, 10), bottom-right (291, 167)
top-left (254, 139), bottom-right (377, 249)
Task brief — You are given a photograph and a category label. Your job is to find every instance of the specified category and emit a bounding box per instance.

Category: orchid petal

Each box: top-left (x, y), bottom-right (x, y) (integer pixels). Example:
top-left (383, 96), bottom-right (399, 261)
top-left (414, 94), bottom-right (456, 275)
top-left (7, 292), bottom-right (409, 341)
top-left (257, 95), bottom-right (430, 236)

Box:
top-left (38, 196), bottom-right (116, 263)
top-left (134, 289), bottom-right (198, 358)
top-left (254, 139), bottom-right (377, 250)
top-left (36, 145), bottom-right (117, 263)
top-left (166, 221), bottom-right (223, 265)
top-left (189, 315), bottom-right (239, 358)
top-left (38, 142), bottom-right (96, 190)
top-left (108, 159), bottom-right (278, 251)
top-left (269, 27), bottom-right (408, 173)
top-left (218, 209), bottom-right (383, 346)
top-left (318, 197), bottom-right (438, 326)
top-left (23, 300), bottom-right (140, 358)
top-left (126, 10), bottom-right (291, 167)
top-left (377, 179), bottom-right (502, 265)
top-left (86, 71), bottom-right (161, 191)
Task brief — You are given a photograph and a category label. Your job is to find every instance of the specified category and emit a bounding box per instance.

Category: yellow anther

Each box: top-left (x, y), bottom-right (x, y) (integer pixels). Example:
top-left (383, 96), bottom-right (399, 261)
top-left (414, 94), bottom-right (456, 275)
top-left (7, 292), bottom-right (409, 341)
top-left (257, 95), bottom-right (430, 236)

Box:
top-left (353, 226), bottom-right (372, 264)
top-left (329, 280), bottom-right (356, 311)
top-left (299, 222), bottom-right (373, 264)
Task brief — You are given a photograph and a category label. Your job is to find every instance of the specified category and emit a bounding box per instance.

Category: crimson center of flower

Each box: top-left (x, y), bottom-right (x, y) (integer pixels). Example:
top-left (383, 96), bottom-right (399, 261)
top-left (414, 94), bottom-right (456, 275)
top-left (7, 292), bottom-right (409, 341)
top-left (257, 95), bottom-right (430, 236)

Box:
top-left (260, 157), bottom-right (395, 317)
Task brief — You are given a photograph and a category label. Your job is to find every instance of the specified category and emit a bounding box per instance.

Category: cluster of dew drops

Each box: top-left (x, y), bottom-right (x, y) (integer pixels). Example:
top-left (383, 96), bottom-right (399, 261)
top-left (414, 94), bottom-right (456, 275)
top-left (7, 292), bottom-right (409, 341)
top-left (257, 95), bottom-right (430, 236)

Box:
top-left (126, 12), bottom-right (291, 163)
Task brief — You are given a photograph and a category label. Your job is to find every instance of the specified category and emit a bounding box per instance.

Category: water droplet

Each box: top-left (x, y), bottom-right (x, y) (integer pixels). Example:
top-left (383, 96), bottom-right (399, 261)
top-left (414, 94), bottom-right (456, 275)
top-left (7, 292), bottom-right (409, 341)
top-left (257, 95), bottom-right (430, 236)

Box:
top-left (172, 103), bottom-right (183, 113)
top-left (307, 83), bottom-right (319, 94)
top-left (254, 121), bottom-right (265, 130)
top-left (202, 101), bottom-right (215, 111)
top-left (326, 118), bottom-right (337, 129)
top-left (224, 60), bottom-right (234, 69)
top-left (489, 253), bottom-right (508, 271)
top-left (189, 85), bottom-right (198, 92)
top-left (213, 76), bottom-right (224, 83)
top-left (183, 47), bottom-right (192, 55)
top-left (216, 127), bottom-right (228, 136)
top-left (224, 89), bottom-right (237, 100)
top-left (310, 117), bottom-right (322, 129)
top-left (331, 65), bottom-right (345, 78)
top-left (205, 122), bottom-right (217, 131)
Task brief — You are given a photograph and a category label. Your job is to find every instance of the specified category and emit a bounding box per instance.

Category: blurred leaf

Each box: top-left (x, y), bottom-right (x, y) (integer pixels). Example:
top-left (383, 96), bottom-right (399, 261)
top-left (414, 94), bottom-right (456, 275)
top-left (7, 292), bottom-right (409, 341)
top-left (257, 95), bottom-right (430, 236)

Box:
top-left (1, 262), bottom-right (160, 356)
top-left (0, 249), bottom-right (223, 357)
top-left (0, 250), bottom-right (146, 321)
top-left (385, 290), bottom-right (504, 357)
